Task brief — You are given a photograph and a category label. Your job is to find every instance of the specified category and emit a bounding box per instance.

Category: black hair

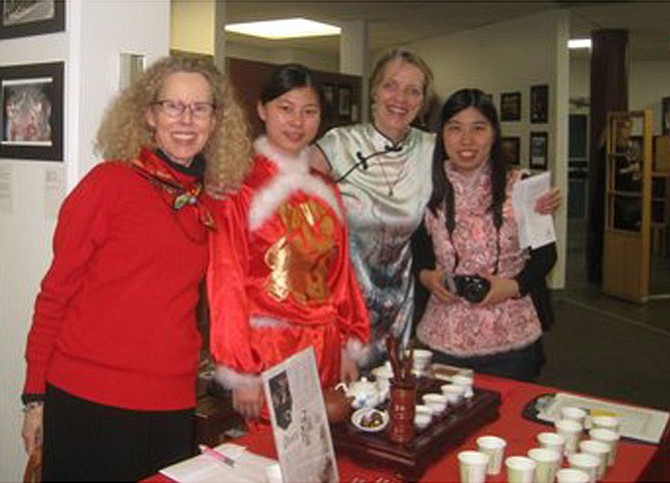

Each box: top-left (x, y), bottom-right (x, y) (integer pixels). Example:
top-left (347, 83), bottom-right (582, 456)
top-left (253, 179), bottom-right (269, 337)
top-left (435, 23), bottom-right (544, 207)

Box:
top-left (427, 88), bottom-right (508, 234)
top-left (259, 63), bottom-right (324, 110)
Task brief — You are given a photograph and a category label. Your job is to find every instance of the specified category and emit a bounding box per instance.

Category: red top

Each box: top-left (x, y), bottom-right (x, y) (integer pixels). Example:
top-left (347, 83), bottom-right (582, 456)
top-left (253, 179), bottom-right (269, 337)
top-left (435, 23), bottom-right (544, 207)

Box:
top-left (207, 140), bottom-right (369, 391)
top-left (23, 149), bottom-right (208, 410)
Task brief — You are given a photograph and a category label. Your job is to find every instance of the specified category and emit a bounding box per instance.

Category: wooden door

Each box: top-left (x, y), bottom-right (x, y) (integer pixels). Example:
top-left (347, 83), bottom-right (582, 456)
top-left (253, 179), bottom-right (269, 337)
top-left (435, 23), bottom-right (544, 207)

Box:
top-left (602, 110), bottom-right (653, 302)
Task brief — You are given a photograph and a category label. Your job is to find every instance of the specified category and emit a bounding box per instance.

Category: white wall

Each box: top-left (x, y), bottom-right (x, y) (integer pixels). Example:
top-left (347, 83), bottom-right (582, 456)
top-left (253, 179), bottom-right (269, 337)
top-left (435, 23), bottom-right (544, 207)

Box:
top-left (171, 0), bottom-right (214, 56)
top-left (630, 60), bottom-right (670, 134)
top-left (407, 10), bottom-right (570, 288)
top-left (570, 56), bottom-right (670, 132)
top-left (0, 1), bottom-right (169, 480)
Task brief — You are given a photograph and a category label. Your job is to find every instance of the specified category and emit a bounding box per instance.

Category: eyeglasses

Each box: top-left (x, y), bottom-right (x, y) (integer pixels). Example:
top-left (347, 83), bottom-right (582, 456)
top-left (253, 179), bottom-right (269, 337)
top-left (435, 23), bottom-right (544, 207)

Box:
top-left (152, 99), bottom-right (216, 119)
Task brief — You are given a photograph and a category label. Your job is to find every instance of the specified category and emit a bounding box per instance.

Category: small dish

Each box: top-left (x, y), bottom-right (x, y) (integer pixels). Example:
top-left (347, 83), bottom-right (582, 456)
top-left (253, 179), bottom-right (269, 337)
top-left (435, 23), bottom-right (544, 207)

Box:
top-left (351, 407), bottom-right (389, 433)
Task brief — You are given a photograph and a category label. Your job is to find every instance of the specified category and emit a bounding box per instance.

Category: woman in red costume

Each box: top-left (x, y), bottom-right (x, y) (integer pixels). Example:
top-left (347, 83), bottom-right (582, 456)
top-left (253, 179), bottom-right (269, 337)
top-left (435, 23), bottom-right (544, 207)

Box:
top-left (207, 64), bottom-right (370, 425)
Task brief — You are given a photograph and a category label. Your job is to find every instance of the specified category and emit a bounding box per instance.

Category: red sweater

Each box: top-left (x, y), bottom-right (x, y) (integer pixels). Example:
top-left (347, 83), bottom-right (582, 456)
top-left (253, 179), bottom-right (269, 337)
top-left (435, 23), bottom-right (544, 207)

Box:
top-left (23, 150), bottom-right (208, 410)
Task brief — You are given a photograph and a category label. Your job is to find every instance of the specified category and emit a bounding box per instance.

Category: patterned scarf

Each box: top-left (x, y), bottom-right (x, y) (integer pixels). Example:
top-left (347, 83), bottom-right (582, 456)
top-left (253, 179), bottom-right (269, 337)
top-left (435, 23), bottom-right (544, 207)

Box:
top-left (131, 147), bottom-right (215, 230)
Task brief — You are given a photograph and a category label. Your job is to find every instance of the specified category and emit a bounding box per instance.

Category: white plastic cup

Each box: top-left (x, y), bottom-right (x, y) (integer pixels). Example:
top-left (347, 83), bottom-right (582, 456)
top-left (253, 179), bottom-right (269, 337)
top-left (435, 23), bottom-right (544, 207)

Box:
top-left (505, 456), bottom-right (537, 483)
top-left (561, 406), bottom-right (589, 426)
top-left (555, 418), bottom-right (583, 455)
top-left (579, 439), bottom-right (610, 478)
top-left (528, 447), bottom-right (562, 483)
top-left (589, 427), bottom-right (620, 466)
top-left (537, 431), bottom-right (566, 458)
top-left (568, 452), bottom-right (600, 483)
top-left (591, 414), bottom-right (620, 432)
top-left (457, 450), bottom-right (489, 483)
top-left (266, 463), bottom-right (284, 483)
top-left (556, 467), bottom-right (591, 483)
top-left (476, 435), bottom-right (507, 475)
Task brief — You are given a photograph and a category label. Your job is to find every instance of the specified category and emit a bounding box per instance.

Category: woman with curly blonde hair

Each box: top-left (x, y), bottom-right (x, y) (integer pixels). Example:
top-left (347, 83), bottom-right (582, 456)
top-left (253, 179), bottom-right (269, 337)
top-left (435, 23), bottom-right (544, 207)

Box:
top-left (21, 55), bottom-right (251, 481)
top-left (96, 54), bottom-right (251, 190)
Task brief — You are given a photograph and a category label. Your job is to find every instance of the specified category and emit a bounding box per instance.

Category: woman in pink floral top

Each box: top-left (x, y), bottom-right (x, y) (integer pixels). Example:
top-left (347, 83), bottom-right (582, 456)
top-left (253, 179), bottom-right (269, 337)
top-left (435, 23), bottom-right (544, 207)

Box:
top-left (414, 88), bottom-right (556, 381)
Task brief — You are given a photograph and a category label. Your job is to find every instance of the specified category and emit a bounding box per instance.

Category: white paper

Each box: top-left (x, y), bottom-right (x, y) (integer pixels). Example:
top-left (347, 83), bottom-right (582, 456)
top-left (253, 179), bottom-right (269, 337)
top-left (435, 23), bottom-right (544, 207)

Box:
top-left (0, 164), bottom-right (12, 213)
top-left (160, 443), bottom-right (277, 482)
top-left (44, 167), bottom-right (64, 219)
top-left (537, 393), bottom-right (669, 444)
top-left (512, 171), bottom-right (556, 249)
top-left (262, 347), bottom-right (338, 483)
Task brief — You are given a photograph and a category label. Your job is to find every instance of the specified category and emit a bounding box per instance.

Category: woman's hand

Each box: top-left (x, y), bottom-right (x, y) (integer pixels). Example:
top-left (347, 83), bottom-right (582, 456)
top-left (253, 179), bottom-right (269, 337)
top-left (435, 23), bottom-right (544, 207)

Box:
top-left (419, 269), bottom-right (458, 303)
top-left (534, 187), bottom-right (561, 214)
top-left (232, 384), bottom-right (264, 420)
top-left (479, 275), bottom-right (519, 305)
top-left (340, 351), bottom-right (359, 384)
top-left (21, 403), bottom-right (43, 455)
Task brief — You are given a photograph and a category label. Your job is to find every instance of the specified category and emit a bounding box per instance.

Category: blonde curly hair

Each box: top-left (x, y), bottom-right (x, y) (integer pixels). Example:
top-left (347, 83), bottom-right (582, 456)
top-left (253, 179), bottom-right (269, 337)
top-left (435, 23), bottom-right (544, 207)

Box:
top-left (95, 55), bottom-right (252, 190)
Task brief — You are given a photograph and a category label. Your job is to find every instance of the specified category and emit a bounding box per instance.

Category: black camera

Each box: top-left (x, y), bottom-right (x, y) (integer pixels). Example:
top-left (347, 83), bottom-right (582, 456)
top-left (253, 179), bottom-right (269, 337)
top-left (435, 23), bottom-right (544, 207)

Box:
top-left (444, 274), bottom-right (491, 303)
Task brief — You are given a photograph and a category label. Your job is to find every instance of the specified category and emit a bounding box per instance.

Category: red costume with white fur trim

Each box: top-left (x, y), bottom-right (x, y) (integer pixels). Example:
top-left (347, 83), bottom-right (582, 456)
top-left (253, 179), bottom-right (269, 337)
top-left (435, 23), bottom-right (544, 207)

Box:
top-left (207, 137), bottom-right (370, 393)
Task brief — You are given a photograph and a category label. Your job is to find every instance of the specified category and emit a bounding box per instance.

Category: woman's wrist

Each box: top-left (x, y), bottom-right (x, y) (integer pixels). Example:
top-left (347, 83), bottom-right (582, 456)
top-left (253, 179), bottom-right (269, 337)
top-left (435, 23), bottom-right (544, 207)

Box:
top-left (22, 401), bottom-right (43, 413)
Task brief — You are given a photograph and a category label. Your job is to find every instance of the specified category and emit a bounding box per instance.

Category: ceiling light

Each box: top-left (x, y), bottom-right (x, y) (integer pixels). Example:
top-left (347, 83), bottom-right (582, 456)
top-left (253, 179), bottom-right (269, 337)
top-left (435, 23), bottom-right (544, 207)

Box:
top-left (568, 38), bottom-right (592, 50)
top-left (225, 18), bottom-right (341, 40)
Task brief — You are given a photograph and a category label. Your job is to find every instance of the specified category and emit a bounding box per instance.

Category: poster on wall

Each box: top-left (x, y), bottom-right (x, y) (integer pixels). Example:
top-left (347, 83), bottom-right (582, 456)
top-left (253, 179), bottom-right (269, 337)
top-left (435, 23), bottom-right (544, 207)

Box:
top-left (0, 0), bottom-right (65, 39)
top-left (500, 92), bottom-right (521, 122)
top-left (0, 61), bottom-right (64, 161)
top-left (501, 136), bottom-right (521, 165)
top-left (530, 132), bottom-right (548, 170)
top-left (530, 84), bottom-right (549, 124)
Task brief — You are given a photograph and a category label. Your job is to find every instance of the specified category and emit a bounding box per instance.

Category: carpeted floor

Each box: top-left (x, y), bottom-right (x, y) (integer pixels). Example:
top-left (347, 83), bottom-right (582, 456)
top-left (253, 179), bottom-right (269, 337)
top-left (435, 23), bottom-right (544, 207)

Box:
top-left (536, 297), bottom-right (670, 412)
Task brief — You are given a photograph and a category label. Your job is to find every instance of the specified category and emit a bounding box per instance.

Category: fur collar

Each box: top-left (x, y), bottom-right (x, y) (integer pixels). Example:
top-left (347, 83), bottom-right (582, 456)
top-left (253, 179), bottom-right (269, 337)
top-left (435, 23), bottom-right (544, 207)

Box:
top-left (249, 136), bottom-right (343, 230)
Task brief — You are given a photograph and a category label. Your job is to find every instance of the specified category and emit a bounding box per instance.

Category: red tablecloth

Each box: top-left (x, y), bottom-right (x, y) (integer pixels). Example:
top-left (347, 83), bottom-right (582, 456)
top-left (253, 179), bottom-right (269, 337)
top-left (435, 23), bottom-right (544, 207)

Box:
top-left (149, 374), bottom-right (670, 482)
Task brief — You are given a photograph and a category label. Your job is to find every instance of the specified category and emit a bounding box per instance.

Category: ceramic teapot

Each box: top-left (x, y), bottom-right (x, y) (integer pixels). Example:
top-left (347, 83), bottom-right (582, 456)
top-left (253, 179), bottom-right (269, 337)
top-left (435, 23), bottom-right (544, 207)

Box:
top-left (322, 386), bottom-right (354, 423)
top-left (335, 377), bottom-right (384, 409)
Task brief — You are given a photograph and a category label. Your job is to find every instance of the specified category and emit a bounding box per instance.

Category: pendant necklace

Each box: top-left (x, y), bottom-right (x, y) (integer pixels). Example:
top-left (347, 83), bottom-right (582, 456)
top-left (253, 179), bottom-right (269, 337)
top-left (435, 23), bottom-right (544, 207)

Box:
top-left (377, 158), bottom-right (408, 197)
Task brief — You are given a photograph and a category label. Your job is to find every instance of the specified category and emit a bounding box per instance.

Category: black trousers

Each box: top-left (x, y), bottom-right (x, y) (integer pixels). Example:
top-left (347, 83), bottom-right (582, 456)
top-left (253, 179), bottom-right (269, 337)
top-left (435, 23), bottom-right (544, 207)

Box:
top-left (431, 340), bottom-right (545, 382)
top-left (42, 384), bottom-right (196, 482)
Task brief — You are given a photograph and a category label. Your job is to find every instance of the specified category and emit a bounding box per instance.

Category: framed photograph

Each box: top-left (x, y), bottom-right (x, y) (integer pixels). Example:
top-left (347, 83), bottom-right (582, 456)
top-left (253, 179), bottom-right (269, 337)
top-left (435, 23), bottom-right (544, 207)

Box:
top-left (662, 97), bottom-right (670, 135)
top-left (0, 0), bottom-right (65, 40)
top-left (501, 136), bottom-right (521, 165)
top-left (500, 92), bottom-right (521, 122)
top-left (338, 85), bottom-right (351, 119)
top-left (530, 132), bottom-right (548, 170)
top-left (530, 84), bottom-right (549, 124)
top-left (0, 61), bottom-right (64, 161)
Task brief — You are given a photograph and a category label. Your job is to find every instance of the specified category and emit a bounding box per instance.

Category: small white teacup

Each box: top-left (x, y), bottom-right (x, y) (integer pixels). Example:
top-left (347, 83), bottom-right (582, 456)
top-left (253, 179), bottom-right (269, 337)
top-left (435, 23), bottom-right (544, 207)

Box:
top-left (422, 393), bottom-right (448, 414)
top-left (441, 384), bottom-right (466, 406)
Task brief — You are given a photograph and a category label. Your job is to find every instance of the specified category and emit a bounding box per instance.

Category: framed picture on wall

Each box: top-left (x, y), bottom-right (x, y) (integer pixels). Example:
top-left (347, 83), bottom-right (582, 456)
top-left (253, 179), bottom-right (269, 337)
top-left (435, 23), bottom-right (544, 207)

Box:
top-left (500, 92), bottom-right (521, 122)
top-left (0, 0), bottom-right (65, 39)
top-left (530, 84), bottom-right (549, 124)
top-left (530, 132), bottom-right (548, 170)
top-left (501, 136), bottom-right (521, 165)
top-left (0, 62), bottom-right (64, 161)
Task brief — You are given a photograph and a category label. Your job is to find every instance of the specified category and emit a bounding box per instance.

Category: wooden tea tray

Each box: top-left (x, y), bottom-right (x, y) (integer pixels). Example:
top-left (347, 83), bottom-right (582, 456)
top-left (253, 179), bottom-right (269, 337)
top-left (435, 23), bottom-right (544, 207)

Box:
top-left (330, 377), bottom-right (501, 480)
